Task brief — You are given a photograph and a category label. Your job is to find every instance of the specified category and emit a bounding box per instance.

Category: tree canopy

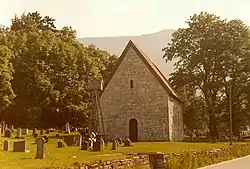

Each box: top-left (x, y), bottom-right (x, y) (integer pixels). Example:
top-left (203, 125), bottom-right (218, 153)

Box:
top-left (0, 12), bottom-right (118, 128)
top-left (163, 12), bottom-right (250, 139)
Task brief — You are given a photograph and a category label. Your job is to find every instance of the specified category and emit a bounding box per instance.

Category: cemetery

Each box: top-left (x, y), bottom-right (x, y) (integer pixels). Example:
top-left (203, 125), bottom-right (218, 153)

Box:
top-left (0, 121), bottom-right (249, 169)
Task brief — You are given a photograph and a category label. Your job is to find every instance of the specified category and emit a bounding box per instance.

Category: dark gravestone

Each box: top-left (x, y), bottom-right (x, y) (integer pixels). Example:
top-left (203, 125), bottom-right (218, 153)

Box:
top-left (64, 135), bottom-right (74, 146)
top-left (4, 129), bottom-right (12, 137)
top-left (81, 141), bottom-right (89, 150)
top-left (33, 128), bottom-right (37, 135)
top-left (57, 141), bottom-right (64, 148)
top-left (56, 134), bottom-right (60, 138)
top-left (3, 140), bottom-right (9, 151)
top-left (45, 129), bottom-right (50, 134)
top-left (33, 133), bottom-right (38, 138)
top-left (124, 139), bottom-right (132, 147)
top-left (43, 136), bottom-right (49, 143)
top-left (149, 152), bottom-right (165, 169)
top-left (118, 138), bottom-right (123, 144)
top-left (92, 141), bottom-right (102, 151)
top-left (40, 129), bottom-right (44, 135)
top-left (112, 140), bottom-right (118, 150)
top-left (13, 141), bottom-right (26, 152)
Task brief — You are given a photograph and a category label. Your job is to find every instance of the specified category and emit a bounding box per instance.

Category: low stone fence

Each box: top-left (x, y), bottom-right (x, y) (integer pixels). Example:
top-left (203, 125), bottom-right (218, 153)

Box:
top-left (75, 144), bottom-right (250, 169)
top-left (76, 155), bottom-right (149, 169)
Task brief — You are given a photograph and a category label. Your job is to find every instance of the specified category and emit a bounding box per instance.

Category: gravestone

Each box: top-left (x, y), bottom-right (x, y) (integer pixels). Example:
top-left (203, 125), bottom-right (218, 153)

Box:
top-left (56, 134), bottom-right (60, 138)
top-left (22, 128), bottom-right (28, 135)
top-left (16, 128), bottom-right (22, 138)
top-left (43, 136), bottom-right (49, 143)
top-left (65, 122), bottom-right (70, 134)
top-left (10, 125), bottom-right (14, 131)
top-left (36, 138), bottom-right (45, 159)
top-left (92, 140), bottom-right (102, 151)
top-left (0, 125), bottom-right (2, 134)
top-left (40, 129), bottom-right (44, 135)
top-left (57, 141), bottom-right (64, 148)
top-left (100, 139), bottom-right (105, 148)
top-left (74, 135), bottom-right (82, 146)
top-left (35, 137), bottom-right (39, 144)
top-left (4, 129), bottom-right (12, 137)
top-left (88, 140), bottom-right (93, 148)
top-left (64, 135), bottom-right (74, 146)
top-left (13, 141), bottom-right (26, 152)
top-left (81, 141), bottom-right (89, 150)
top-left (149, 152), bottom-right (165, 169)
top-left (112, 140), bottom-right (118, 150)
top-left (33, 133), bottom-right (38, 138)
top-left (3, 140), bottom-right (9, 151)
top-left (45, 129), bottom-right (50, 134)
top-left (118, 138), bottom-right (123, 144)
top-left (33, 128), bottom-right (37, 135)
top-left (124, 139), bottom-right (132, 147)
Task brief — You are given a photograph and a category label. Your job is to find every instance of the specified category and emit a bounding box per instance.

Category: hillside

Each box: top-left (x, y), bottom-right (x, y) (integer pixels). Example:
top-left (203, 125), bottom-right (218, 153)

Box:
top-left (78, 29), bottom-right (176, 77)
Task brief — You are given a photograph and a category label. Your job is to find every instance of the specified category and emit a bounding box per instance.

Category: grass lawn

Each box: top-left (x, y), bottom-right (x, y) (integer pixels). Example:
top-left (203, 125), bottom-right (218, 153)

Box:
top-left (0, 131), bottom-right (240, 169)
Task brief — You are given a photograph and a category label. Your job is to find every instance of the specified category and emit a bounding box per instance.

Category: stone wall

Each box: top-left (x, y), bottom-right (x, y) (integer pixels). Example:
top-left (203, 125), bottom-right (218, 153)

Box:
top-left (100, 46), bottom-right (170, 141)
top-left (79, 155), bottom-right (149, 169)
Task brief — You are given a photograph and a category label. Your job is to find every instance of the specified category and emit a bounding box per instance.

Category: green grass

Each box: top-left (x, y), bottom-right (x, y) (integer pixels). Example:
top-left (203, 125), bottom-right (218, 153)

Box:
top-left (0, 131), bottom-right (238, 169)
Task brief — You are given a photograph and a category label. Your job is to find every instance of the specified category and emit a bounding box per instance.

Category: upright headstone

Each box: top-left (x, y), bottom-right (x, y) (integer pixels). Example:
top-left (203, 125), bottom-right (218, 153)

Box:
top-left (149, 152), bottom-right (165, 169)
top-left (36, 138), bottom-right (45, 159)
top-left (124, 139), bottom-right (132, 147)
top-left (22, 128), bottom-right (28, 135)
top-left (65, 122), bottom-right (70, 134)
top-left (33, 128), bottom-right (37, 135)
top-left (0, 125), bottom-right (2, 134)
top-left (118, 138), bottom-right (123, 144)
top-left (43, 136), bottom-right (49, 143)
top-left (3, 140), bottom-right (9, 151)
top-left (4, 129), bottom-right (11, 137)
top-left (40, 129), bottom-right (44, 135)
top-left (112, 140), bottom-right (118, 150)
top-left (92, 140), bottom-right (102, 151)
top-left (81, 141), bottom-right (89, 150)
top-left (10, 125), bottom-right (14, 131)
top-left (100, 139), bottom-right (105, 148)
top-left (13, 141), bottom-right (26, 152)
top-left (16, 128), bottom-right (22, 138)
top-left (35, 137), bottom-right (39, 144)
top-left (64, 135), bottom-right (74, 146)
top-left (33, 133), bottom-right (38, 138)
top-left (57, 141), bottom-right (64, 148)
top-left (45, 129), bottom-right (50, 134)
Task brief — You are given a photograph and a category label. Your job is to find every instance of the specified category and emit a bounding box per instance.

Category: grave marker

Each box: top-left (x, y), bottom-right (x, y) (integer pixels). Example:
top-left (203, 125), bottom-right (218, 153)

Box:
top-left (3, 140), bottom-right (9, 151)
top-left (36, 138), bottom-right (45, 159)
top-left (13, 141), bottom-right (26, 152)
top-left (4, 129), bottom-right (11, 137)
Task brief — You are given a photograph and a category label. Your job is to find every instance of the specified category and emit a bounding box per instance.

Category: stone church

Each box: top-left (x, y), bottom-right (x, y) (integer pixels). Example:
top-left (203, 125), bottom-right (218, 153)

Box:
top-left (99, 40), bottom-right (184, 142)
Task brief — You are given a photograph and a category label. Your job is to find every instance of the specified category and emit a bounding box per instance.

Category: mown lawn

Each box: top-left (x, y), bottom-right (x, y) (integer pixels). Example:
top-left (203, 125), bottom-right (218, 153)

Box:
top-left (0, 131), bottom-right (239, 169)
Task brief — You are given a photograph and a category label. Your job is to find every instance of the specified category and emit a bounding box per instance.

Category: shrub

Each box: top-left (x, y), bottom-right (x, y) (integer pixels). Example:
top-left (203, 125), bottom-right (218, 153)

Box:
top-left (165, 144), bottom-right (250, 169)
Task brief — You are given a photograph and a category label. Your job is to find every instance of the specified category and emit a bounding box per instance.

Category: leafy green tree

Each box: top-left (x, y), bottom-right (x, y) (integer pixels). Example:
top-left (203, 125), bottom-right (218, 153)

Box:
top-left (163, 12), bottom-right (250, 140)
top-left (0, 45), bottom-right (15, 120)
top-left (0, 11), bottom-right (117, 129)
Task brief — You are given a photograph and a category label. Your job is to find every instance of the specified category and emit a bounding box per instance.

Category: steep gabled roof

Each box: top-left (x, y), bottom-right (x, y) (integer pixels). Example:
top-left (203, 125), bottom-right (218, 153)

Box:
top-left (101, 40), bottom-right (183, 103)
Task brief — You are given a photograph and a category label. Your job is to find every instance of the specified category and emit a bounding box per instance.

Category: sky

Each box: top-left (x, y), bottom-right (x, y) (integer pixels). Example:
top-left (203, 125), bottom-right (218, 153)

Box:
top-left (0, 0), bottom-right (250, 38)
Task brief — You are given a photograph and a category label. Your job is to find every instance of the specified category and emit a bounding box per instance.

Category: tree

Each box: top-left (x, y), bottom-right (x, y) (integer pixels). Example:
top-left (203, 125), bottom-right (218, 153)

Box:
top-left (163, 12), bottom-right (250, 140)
top-left (0, 45), bottom-right (15, 120)
top-left (0, 11), bottom-right (117, 128)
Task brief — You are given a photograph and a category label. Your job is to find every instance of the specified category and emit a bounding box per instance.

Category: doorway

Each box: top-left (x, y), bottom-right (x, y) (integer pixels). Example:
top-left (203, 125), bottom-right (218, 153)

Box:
top-left (129, 118), bottom-right (138, 142)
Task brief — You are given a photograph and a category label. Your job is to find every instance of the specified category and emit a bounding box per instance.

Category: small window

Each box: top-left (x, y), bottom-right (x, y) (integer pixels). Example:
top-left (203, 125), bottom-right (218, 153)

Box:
top-left (130, 80), bottom-right (134, 88)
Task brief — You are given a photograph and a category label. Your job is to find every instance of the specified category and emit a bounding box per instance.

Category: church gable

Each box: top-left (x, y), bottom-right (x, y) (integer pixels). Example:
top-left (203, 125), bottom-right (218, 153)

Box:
top-left (100, 41), bottom-right (168, 101)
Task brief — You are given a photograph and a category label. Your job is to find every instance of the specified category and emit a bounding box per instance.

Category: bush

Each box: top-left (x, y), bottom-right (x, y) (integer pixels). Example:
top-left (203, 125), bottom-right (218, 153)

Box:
top-left (165, 144), bottom-right (250, 169)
